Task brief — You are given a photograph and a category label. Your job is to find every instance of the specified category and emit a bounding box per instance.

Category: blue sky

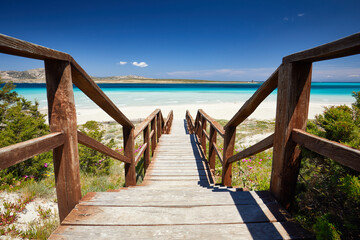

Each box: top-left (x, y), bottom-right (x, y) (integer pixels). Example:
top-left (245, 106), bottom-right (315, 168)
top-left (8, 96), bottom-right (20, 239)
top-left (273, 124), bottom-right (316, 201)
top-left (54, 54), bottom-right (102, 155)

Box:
top-left (1, 0), bottom-right (360, 81)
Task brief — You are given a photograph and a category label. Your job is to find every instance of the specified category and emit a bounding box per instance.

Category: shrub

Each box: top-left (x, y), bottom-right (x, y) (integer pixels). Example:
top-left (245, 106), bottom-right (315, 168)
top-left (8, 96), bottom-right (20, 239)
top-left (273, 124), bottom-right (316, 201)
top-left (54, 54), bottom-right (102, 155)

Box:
top-left (0, 80), bottom-right (52, 184)
top-left (78, 121), bottom-right (115, 174)
top-left (313, 214), bottom-right (341, 240)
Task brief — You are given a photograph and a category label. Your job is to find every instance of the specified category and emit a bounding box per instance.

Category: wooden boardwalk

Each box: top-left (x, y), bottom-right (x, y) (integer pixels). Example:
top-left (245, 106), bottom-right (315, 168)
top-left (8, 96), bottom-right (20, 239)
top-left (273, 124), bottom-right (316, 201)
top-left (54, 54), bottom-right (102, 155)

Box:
top-left (50, 118), bottom-right (310, 239)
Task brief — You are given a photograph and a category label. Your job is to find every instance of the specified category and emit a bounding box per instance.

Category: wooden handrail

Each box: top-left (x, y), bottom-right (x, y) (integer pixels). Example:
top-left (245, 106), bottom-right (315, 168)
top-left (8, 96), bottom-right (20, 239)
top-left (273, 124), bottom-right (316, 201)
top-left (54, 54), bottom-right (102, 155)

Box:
top-left (71, 60), bottom-right (133, 128)
top-left (283, 32), bottom-right (360, 63)
top-left (77, 131), bottom-right (131, 164)
top-left (213, 143), bottom-right (223, 164)
top-left (225, 66), bottom-right (279, 128)
top-left (198, 109), bottom-right (225, 137)
top-left (186, 110), bottom-right (195, 133)
top-left (134, 109), bottom-right (161, 137)
top-left (227, 134), bottom-right (274, 164)
top-left (135, 143), bottom-right (148, 165)
top-left (203, 129), bottom-right (210, 141)
top-left (163, 110), bottom-right (174, 134)
top-left (0, 132), bottom-right (65, 170)
top-left (291, 129), bottom-right (360, 172)
top-left (0, 34), bottom-right (71, 61)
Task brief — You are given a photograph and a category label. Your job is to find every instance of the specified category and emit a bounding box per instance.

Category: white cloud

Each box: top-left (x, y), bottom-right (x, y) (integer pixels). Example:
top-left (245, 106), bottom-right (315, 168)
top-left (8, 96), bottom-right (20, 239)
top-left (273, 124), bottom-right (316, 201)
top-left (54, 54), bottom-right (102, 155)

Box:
top-left (297, 13), bottom-right (305, 17)
top-left (119, 61), bottom-right (127, 65)
top-left (312, 66), bottom-right (360, 81)
top-left (132, 62), bottom-right (148, 67)
top-left (283, 17), bottom-right (289, 21)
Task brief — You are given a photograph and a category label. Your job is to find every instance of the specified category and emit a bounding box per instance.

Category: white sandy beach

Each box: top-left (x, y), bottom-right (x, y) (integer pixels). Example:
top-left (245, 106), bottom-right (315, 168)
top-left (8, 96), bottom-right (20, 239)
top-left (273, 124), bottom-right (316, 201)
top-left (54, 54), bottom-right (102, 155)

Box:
top-left (70, 100), bottom-right (349, 124)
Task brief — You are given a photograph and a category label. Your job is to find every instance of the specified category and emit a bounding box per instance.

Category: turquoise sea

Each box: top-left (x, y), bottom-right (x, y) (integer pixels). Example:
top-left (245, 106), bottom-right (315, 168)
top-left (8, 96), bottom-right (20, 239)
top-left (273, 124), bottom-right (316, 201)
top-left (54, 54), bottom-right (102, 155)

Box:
top-left (9, 82), bottom-right (360, 110)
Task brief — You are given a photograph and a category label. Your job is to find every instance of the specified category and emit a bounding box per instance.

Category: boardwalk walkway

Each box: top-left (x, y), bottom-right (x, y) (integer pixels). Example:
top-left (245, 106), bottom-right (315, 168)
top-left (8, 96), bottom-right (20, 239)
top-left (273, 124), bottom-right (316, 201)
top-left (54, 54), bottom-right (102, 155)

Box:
top-left (50, 118), bottom-right (310, 239)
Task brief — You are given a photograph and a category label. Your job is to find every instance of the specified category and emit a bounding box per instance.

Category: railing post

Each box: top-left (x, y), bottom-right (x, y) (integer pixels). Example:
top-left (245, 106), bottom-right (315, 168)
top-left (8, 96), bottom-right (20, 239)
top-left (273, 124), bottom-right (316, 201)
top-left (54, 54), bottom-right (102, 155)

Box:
top-left (123, 126), bottom-right (136, 186)
top-left (209, 125), bottom-right (217, 171)
top-left (45, 60), bottom-right (81, 222)
top-left (156, 113), bottom-right (161, 142)
top-left (143, 125), bottom-right (150, 172)
top-left (201, 116), bottom-right (207, 156)
top-left (151, 119), bottom-right (156, 155)
top-left (270, 62), bottom-right (312, 209)
top-left (222, 126), bottom-right (236, 186)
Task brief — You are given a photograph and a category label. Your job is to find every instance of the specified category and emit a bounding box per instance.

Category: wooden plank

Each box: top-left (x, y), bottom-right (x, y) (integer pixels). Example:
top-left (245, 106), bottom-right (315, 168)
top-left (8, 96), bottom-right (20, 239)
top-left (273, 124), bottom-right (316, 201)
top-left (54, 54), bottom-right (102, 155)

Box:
top-left (201, 116), bottom-right (207, 156)
top-left (208, 126), bottom-right (217, 170)
top-left (228, 134), bottom-right (274, 164)
top-left (222, 126), bottom-right (236, 186)
top-left (61, 203), bottom-right (288, 225)
top-left (45, 60), bottom-right (82, 222)
top-left (50, 222), bottom-right (311, 240)
top-left (283, 32), bottom-right (360, 63)
top-left (199, 109), bottom-right (225, 137)
top-left (270, 62), bottom-right (312, 209)
top-left (70, 59), bottom-right (133, 128)
top-left (77, 131), bottom-right (130, 164)
top-left (151, 119), bottom-right (156, 155)
top-left (79, 190), bottom-right (275, 207)
top-left (202, 129), bottom-right (210, 141)
top-left (135, 143), bottom-right (148, 165)
top-left (144, 126), bottom-right (150, 172)
top-left (134, 109), bottom-right (160, 137)
top-left (0, 33), bottom-right (71, 61)
top-left (186, 110), bottom-right (195, 133)
top-left (225, 67), bottom-right (279, 128)
top-left (292, 129), bottom-right (360, 172)
top-left (0, 132), bottom-right (64, 170)
top-left (123, 126), bottom-right (136, 186)
top-left (163, 110), bottom-right (173, 134)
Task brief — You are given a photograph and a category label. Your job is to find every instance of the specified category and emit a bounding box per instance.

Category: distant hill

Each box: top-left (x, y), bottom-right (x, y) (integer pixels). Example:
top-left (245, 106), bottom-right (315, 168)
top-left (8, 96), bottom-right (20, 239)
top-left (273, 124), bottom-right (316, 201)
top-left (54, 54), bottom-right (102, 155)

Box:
top-left (0, 68), bottom-right (257, 84)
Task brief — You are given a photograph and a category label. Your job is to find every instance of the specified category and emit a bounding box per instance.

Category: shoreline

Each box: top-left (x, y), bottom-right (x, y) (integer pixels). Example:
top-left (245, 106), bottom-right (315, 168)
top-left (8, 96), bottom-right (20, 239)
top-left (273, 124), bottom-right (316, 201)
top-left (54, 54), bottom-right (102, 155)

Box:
top-left (40, 101), bottom-right (350, 125)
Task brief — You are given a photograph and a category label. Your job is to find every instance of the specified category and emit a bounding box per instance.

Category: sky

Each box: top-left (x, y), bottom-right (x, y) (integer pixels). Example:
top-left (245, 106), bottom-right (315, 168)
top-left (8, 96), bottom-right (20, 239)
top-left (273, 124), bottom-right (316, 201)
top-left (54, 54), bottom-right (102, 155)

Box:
top-left (1, 0), bottom-right (360, 82)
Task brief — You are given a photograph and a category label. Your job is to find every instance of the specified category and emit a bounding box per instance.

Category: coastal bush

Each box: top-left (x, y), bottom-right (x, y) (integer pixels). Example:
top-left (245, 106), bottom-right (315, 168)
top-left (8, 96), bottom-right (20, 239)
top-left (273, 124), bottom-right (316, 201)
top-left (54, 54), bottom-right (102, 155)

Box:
top-left (78, 120), bottom-right (115, 174)
top-left (294, 91), bottom-right (360, 239)
top-left (0, 80), bottom-right (52, 186)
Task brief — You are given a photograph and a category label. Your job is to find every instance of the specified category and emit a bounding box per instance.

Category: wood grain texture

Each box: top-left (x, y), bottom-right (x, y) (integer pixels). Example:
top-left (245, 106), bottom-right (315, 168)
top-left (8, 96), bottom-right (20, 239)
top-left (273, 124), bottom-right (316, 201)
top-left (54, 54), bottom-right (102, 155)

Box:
top-left (0, 33), bottom-right (71, 61)
top-left (222, 126), bottom-right (236, 186)
top-left (123, 126), bottom-right (136, 186)
top-left (228, 134), bottom-right (274, 164)
top-left (214, 143), bottom-right (223, 164)
top-left (45, 60), bottom-right (82, 222)
top-left (200, 116), bottom-right (207, 157)
top-left (185, 110), bottom-right (195, 134)
top-left (225, 66), bottom-right (279, 128)
top-left (199, 109), bottom-right (225, 137)
top-left (134, 109), bottom-right (160, 137)
top-left (77, 131), bottom-right (130, 164)
top-left (208, 126), bottom-right (217, 170)
top-left (143, 126), bottom-right (150, 172)
top-left (270, 62), bottom-right (312, 209)
top-left (71, 59), bottom-right (133, 128)
top-left (0, 132), bottom-right (64, 170)
top-left (163, 110), bottom-right (173, 134)
top-left (151, 119), bottom-right (156, 155)
top-left (292, 129), bottom-right (360, 172)
top-left (135, 143), bottom-right (148, 165)
top-left (283, 32), bottom-right (360, 63)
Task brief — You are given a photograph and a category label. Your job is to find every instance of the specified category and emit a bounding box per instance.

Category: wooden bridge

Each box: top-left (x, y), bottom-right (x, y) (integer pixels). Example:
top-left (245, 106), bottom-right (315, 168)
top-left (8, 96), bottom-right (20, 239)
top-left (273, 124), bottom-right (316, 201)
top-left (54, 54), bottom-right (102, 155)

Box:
top-left (1, 33), bottom-right (360, 239)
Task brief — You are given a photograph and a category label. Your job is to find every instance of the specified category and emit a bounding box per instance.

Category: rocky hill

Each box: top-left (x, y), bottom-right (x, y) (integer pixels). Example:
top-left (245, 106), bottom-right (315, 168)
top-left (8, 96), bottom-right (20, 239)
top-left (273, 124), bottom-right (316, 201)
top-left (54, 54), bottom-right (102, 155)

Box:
top-left (0, 68), bottom-right (152, 83)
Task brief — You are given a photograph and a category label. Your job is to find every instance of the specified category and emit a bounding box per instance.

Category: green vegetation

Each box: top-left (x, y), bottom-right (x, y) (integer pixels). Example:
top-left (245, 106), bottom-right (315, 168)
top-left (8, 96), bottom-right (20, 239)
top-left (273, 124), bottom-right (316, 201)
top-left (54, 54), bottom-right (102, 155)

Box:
top-left (293, 92), bottom-right (360, 239)
top-left (0, 80), bottom-right (52, 188)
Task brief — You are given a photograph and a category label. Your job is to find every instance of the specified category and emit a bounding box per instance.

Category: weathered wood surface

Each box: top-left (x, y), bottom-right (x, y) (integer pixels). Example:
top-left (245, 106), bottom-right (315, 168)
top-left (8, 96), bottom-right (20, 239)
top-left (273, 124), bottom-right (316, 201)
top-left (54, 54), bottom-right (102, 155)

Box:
top-left (134, 109), bottom-right (160, 137)
top-left (0, 132), bottom-right (64, 170)
top-left (45, 60), bottom-right (82, 222)
top-left (228, 134), bottom-right (274, 164)
top-left (225, 66), bottom-right (279, 128)
top-left (0, 33), bottom-right (71, 61)
top-left (71, 61), bottom-right (133, 128)
top-left (50, 118), bottom-right (310, 239)
top-left (292, 129), bottom-right (360, 172)
top-left (77, 131), bottom-right (130, 164)
top-left (199, 109), bottom-right (225, 136)
top-left (270, 63), bottom-right (312, 209)
top-left (283, 32), bottom-right (360, 63)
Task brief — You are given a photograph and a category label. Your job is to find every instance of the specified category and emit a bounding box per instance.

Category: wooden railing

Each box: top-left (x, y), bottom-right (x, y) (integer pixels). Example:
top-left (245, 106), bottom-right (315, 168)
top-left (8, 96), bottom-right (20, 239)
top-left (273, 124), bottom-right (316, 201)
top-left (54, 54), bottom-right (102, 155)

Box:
top-left (186, 32), bottom-right (360, 209)
top-left (0, 34), bottom-right (173, 222)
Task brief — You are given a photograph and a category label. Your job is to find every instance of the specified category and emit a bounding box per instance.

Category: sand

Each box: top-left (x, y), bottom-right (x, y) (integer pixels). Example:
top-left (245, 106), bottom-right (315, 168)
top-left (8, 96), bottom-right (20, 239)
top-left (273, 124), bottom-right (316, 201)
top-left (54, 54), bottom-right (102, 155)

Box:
top-left (69, 101), bottom-right (348, 124)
